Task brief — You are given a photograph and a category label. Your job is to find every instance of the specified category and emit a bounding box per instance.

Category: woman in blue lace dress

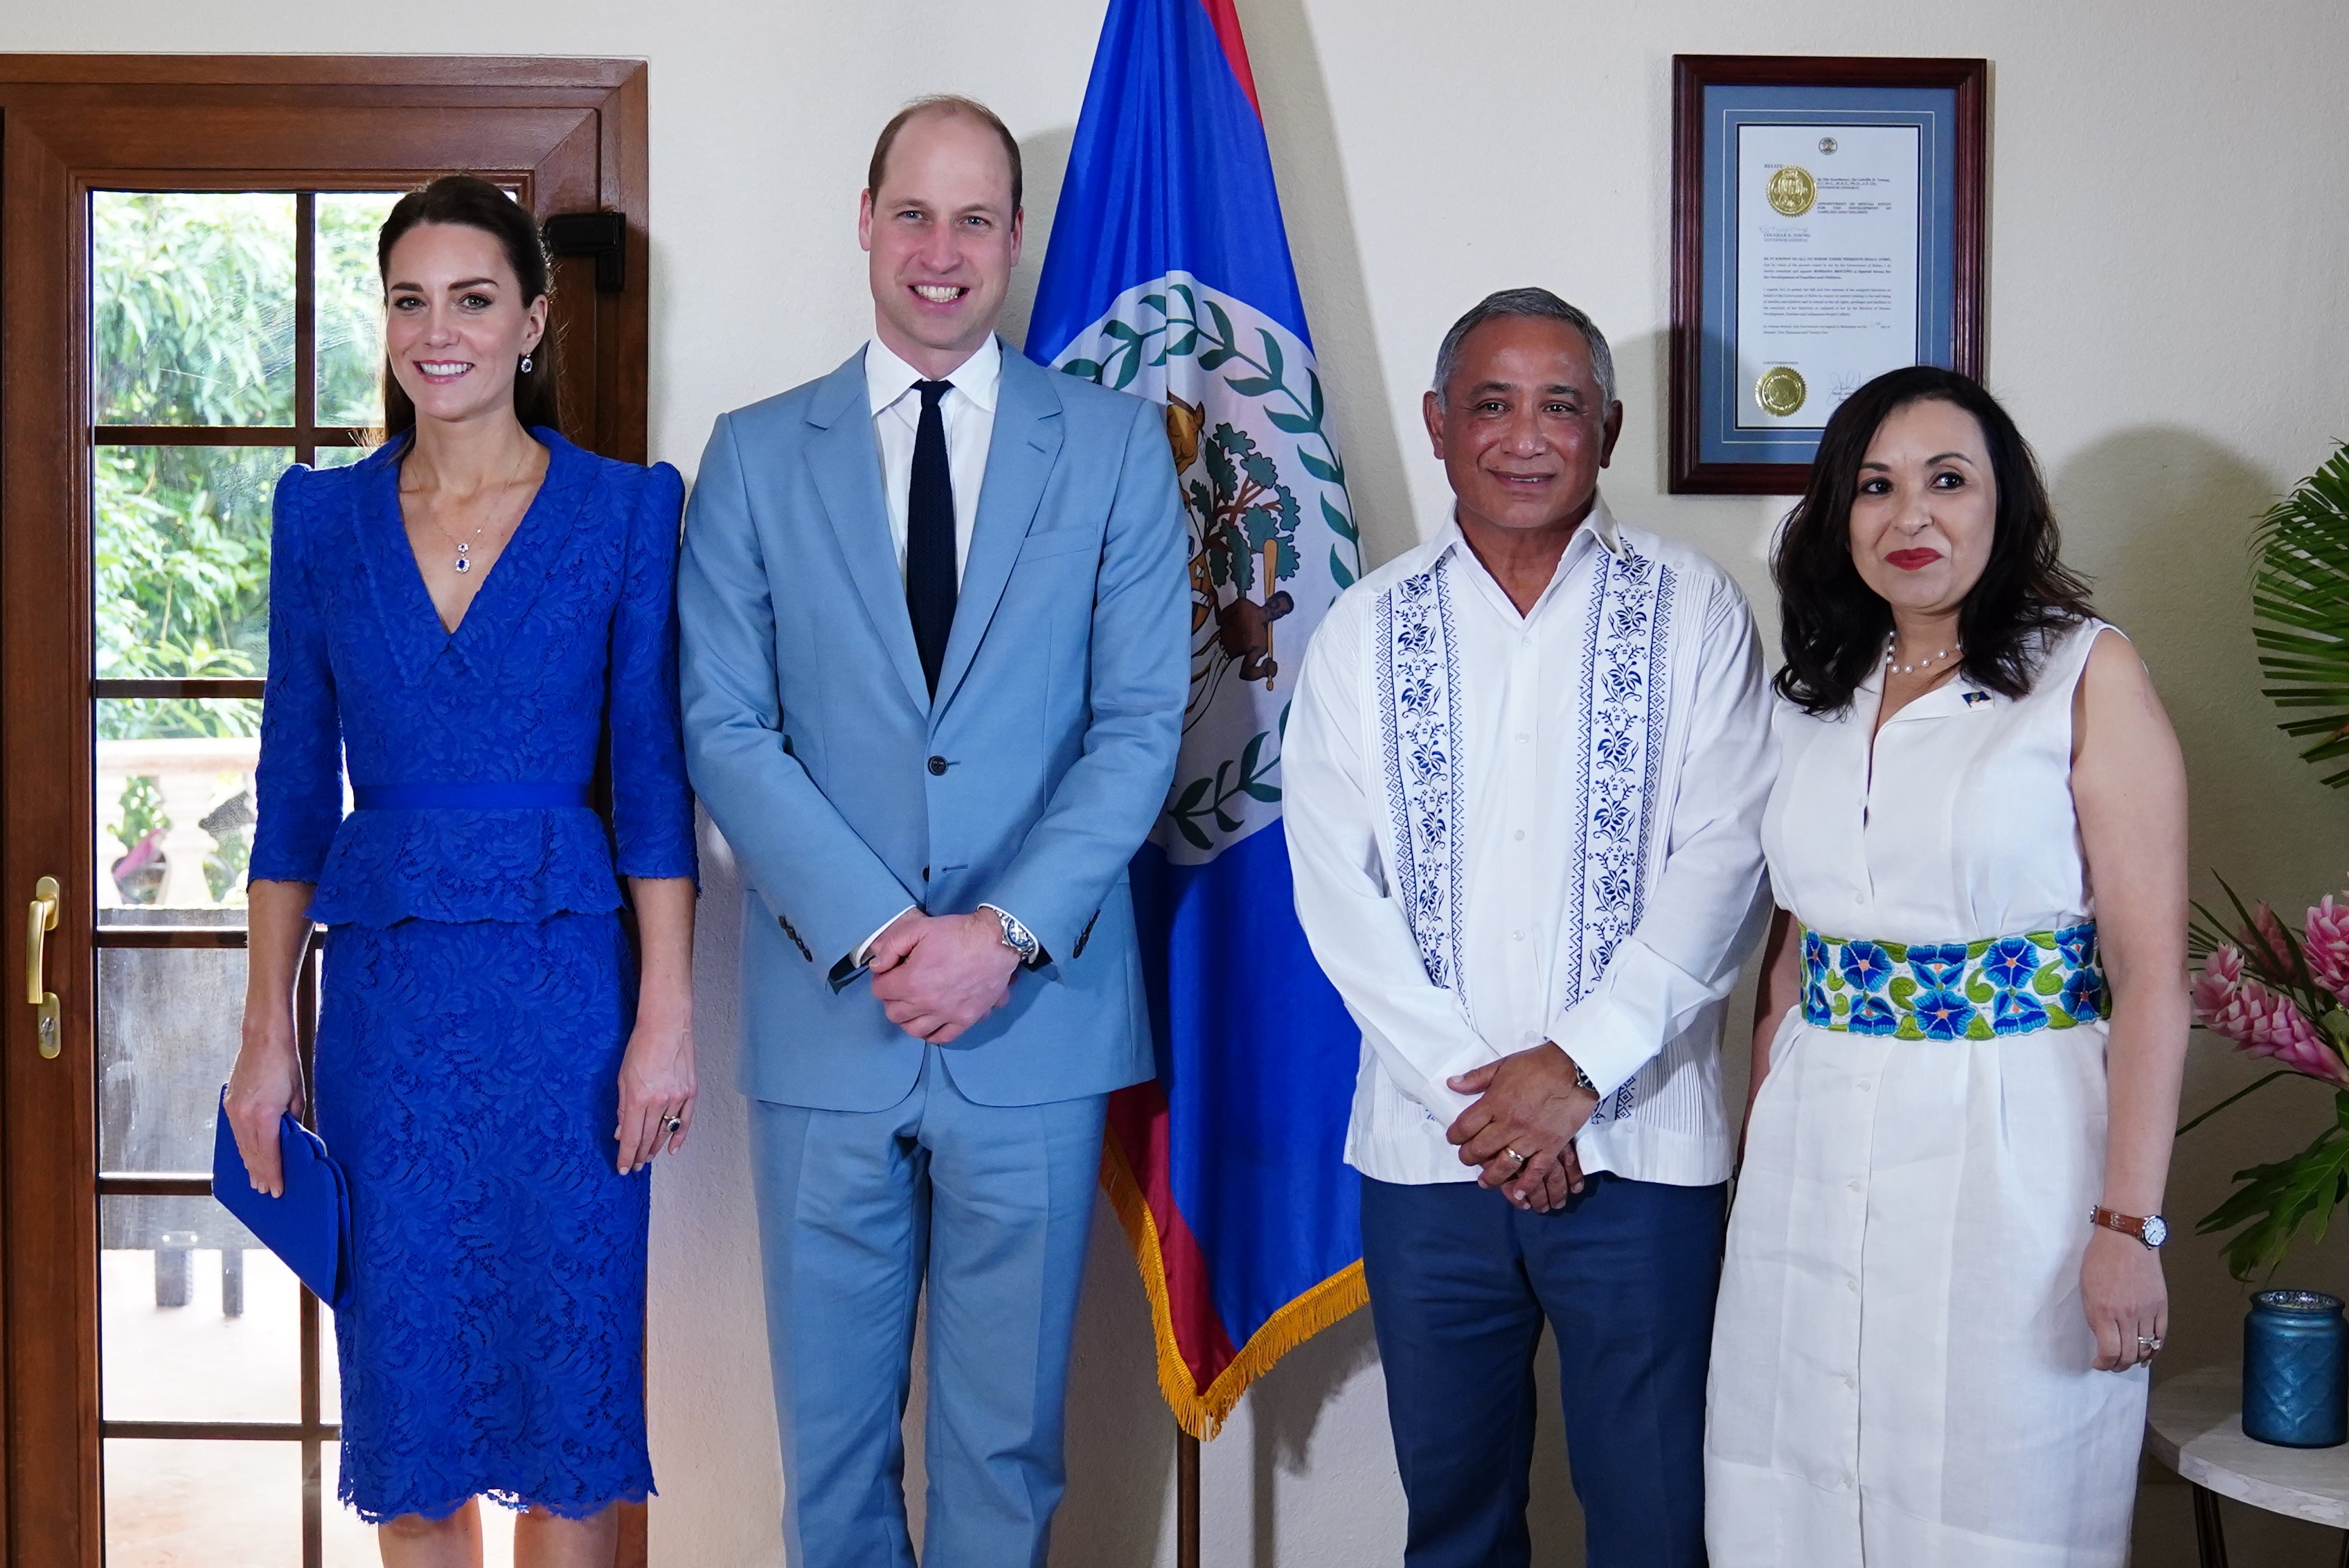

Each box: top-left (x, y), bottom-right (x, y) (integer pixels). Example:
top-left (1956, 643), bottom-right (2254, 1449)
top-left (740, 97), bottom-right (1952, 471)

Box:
top-left (225, 175), bottom-right (697, 1568)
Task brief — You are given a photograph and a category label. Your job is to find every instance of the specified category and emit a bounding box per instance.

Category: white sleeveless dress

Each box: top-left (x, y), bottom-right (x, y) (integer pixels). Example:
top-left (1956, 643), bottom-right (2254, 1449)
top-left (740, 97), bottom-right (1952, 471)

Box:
top-left (1704, 618), bottom-right (2147, 1567)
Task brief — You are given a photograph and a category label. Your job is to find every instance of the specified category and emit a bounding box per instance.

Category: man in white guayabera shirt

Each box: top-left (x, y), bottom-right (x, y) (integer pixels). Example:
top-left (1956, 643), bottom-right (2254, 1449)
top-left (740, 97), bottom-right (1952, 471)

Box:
top-left (1285, 288), bottom-right (1772, 1568)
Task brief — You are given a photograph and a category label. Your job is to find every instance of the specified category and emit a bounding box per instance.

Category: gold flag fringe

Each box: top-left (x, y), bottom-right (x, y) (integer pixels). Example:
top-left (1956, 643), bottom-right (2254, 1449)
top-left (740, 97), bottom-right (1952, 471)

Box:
top-left (1098, 1136), bottom-right (1368, 1441)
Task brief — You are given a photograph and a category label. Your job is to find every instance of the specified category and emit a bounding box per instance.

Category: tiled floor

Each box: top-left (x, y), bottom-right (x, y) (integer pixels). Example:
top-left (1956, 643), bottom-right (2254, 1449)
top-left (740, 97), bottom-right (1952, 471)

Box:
top-left (100, 1248), bottom-right (519, 1566)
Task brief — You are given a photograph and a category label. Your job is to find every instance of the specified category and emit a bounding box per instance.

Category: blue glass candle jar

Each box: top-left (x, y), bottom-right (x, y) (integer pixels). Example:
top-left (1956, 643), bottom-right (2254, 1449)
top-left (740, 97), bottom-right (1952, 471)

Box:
top-left (2243, 1290), bottom-right (2349, 1448)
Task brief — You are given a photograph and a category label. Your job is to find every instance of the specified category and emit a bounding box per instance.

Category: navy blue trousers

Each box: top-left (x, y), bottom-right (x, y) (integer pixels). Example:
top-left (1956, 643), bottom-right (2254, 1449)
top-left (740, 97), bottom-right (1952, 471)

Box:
top-left (1359, 1172), bottom-right (1726, 1568)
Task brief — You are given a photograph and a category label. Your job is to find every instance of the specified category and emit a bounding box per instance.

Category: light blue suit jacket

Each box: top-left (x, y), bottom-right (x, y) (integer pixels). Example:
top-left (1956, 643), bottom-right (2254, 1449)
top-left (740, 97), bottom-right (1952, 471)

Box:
top-left (678, 342), bottom-right (1190, 1110)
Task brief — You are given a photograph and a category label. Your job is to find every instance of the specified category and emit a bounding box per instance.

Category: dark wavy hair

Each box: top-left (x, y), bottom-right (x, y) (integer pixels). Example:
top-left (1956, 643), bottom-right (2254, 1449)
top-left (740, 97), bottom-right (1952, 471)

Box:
top-left (1772, 365), bottom-right (2092, 714)
top-left (375, 174), bottom-right (558, 438)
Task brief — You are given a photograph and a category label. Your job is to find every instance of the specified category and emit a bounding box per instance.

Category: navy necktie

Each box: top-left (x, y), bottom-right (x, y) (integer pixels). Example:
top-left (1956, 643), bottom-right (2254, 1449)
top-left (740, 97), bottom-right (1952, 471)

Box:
top-left (905, 379), bottom-right (958, 698)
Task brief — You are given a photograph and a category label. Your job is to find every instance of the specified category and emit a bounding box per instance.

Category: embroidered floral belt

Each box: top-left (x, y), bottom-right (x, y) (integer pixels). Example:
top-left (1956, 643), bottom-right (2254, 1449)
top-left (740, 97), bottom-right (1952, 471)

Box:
top-left (1799, 921), bottom-right (2111, 1040)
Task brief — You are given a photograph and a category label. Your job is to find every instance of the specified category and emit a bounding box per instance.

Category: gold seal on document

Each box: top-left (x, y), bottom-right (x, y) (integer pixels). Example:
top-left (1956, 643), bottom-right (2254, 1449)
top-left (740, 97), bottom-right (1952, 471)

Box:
top-left (1756, 366), bottom-right (1807, 418)
top-left (1767, 164), bottom-right (1816, 217)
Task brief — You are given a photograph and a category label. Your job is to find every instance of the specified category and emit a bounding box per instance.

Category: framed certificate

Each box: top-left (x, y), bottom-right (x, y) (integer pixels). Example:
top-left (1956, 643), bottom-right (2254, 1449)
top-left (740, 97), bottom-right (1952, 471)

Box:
top-left (1669, 55), bottom-right (1987, 494)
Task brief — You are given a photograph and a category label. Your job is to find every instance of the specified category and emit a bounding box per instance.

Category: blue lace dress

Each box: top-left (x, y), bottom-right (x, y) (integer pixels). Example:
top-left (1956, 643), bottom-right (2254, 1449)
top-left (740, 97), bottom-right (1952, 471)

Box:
top-left (248, 429), bottom-right (697, 1523)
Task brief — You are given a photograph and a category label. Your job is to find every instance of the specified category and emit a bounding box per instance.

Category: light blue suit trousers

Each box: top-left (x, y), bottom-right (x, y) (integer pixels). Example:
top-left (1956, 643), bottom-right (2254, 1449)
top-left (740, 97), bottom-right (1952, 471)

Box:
top-left (752, 1053), bottom-right (1106, 1568)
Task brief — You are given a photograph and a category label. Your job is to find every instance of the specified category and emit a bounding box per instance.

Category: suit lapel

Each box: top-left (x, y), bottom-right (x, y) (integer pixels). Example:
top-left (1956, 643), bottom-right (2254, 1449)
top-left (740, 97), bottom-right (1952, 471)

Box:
top-left (933, 348), bottom-right (1064, 713)
top-left (804, 350), bottom-right (931, 713)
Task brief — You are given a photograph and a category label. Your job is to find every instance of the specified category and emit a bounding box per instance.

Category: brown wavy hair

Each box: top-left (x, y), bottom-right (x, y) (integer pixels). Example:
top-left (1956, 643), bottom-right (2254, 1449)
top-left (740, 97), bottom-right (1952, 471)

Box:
top-left (1772, 365), bottom-right (2093, 715)
top-left (375, 175), bottom-right (558, 438)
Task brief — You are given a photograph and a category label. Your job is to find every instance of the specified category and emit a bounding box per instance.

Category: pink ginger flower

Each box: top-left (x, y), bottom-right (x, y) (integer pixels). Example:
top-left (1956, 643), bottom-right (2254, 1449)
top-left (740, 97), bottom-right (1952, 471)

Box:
top-left (2248, 902), bottom-right (2300, 980)
top-left (2195, 944), bottom-right (2246, 1031)
top-left (2209, 976), bottom-right (2349, 1087)
top-left (2307, 896), bottom-right (2349, 1006)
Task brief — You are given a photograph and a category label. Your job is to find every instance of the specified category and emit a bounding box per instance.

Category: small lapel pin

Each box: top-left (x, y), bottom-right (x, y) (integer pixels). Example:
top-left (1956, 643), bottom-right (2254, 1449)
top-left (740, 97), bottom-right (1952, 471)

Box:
top-left (1961, 691), bottom-right (1991, 707)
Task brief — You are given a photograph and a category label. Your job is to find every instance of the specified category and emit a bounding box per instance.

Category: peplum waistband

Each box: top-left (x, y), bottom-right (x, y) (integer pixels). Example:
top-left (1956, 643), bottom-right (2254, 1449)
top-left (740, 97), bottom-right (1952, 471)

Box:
top-left (352, 780), bottom-right (591, 811)
top-left (303, 803), bottom-right (620, 927)
top-left (1799, 920), bottom-right (2111, 1040)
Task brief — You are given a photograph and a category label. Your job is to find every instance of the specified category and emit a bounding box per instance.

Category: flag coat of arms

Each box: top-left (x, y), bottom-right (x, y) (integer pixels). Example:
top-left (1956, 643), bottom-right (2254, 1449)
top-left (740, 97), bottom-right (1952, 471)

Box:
top-left (1026, 0), bottom-right (1368, 1438)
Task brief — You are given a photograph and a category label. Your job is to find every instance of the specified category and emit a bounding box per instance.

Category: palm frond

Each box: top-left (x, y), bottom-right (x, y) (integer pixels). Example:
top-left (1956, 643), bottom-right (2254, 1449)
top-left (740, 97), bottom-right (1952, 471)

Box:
top-left (2253, 442), bottom-right (2349, 787)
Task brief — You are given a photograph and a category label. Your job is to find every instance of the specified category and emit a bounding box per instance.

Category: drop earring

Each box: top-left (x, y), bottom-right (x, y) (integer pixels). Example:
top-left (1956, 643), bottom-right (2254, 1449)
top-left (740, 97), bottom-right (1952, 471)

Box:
top-left (519, 353), bottom-right (534, 373)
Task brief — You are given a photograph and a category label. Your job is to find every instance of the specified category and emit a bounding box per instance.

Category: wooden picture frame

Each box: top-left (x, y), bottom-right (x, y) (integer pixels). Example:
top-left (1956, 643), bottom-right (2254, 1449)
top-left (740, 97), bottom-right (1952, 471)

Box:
top-left (1669, 54), bottom-right (1988, 495)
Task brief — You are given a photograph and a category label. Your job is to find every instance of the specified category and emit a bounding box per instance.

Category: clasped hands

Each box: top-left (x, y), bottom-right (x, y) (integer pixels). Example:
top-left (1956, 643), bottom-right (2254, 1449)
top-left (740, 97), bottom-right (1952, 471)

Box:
top-left (868, 908), bottom-right (1021, 1044)
top-left (1446, 1041), bottom-right (1600, 1213)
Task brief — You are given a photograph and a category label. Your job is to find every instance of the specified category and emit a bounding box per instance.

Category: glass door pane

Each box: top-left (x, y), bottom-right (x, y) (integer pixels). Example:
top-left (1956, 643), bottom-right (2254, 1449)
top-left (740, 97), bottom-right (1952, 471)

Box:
top-left (93, 193), bottom-right (296, 428)
top-left (92, 187), bottom-right (341, 1567)
top-left (314, 193), bottom-right (403, 432)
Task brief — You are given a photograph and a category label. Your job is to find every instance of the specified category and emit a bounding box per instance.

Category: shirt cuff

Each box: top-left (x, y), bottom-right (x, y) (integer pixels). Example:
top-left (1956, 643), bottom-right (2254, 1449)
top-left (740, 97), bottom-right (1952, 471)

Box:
top-left (1550, 998), bottom-right (1656, 1101)
top-left (1418, 1039), bottom-right (1499, 1126)
top-left (850, 904), bottom-right (919, 971)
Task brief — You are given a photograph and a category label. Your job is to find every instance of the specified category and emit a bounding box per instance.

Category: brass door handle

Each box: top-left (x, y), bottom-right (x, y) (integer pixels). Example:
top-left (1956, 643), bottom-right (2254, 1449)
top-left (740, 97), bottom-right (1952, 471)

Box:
top-left (26, 876), bottom-right (58, 1058)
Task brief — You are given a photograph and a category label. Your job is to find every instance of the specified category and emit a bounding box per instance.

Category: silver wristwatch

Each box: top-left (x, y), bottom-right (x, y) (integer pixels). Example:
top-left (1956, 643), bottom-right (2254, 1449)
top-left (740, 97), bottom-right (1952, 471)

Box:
top-left (981, 904), bottom-right (1042, 968)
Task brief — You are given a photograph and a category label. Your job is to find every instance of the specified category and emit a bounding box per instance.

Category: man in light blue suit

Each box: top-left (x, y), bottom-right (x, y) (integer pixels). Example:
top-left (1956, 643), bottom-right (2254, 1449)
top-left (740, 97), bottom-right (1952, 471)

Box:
top-left (677, 95), bottom-right (1188, 1567)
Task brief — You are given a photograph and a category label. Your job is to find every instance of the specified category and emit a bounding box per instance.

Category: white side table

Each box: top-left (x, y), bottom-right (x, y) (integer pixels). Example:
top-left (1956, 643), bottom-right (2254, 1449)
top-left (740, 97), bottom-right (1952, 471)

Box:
top-left (2147, 1365), bottom-right (2349, 1567)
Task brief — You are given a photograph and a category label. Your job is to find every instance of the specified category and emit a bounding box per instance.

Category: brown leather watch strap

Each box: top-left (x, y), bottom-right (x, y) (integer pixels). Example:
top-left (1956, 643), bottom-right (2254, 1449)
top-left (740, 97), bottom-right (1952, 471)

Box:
top-left (2089, 1205), bottom-right (2168, 1249)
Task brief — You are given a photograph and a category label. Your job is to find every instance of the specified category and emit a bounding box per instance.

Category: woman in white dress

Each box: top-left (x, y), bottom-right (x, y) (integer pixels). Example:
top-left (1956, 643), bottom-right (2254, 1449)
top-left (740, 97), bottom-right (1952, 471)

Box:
top-left (1704, 366), bottom-right (2189, 1567)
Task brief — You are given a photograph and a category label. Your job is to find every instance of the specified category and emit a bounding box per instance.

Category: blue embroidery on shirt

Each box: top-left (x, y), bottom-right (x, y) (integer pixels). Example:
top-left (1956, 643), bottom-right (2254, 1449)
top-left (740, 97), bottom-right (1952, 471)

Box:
top-left (1376, 555), bottom-right (1468, 1004)
top-left (1376, 539), bottom-right (1674, 1125)
top-left (1580, 546), bottom-right (1674, 1122)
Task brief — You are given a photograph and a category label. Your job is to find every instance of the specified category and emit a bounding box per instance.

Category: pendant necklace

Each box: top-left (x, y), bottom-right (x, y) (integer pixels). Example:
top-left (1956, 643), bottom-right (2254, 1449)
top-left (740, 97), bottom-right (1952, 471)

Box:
top-left (422, 441), bottom-right (533, 576)
top-left (1886, 633), bottom-right (1963, 677)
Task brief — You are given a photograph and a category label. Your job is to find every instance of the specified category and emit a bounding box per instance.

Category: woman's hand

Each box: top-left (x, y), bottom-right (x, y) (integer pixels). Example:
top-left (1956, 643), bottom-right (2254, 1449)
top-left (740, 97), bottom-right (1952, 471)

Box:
top-left (2081, 1226), bottom-right (2167, 1372)
top-left (225, 1002), bottom-right (305, 1197)
top-left (615, 1004), bottom-right (695, 1175)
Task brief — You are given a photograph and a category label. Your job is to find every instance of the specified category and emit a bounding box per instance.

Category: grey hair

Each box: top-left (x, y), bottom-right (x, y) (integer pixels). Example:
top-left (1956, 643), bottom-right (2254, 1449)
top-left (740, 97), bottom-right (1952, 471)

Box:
top-left (1431, 287), bottom-right (1617, 409)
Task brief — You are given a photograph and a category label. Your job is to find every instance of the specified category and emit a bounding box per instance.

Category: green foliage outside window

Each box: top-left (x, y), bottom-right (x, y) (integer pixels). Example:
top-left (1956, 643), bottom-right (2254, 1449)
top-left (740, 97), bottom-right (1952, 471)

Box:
top-left (92, 191), bottom-right (395, 888)
top-left (93, 191), bottom-right (394, 740)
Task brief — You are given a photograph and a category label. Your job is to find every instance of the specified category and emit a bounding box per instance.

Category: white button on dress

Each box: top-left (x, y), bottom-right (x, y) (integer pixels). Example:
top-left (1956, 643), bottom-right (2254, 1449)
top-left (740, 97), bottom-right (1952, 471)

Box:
top-left (1704, 618), bottom-right (2146, 1566)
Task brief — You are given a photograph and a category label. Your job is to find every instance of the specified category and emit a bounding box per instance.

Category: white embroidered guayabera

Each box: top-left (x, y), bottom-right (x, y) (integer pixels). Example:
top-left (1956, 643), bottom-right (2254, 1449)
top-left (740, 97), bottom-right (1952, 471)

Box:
top-left (1373, 540), bottom-right (1677, 1123)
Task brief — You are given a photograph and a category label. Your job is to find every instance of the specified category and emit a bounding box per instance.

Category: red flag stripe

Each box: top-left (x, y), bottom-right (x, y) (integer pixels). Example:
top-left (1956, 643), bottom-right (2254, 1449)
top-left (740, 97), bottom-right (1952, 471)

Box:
top-left (1105, 1080), bottom-right (1241, 1386)
top-left (1193, 0), bottom-right (1262, 114)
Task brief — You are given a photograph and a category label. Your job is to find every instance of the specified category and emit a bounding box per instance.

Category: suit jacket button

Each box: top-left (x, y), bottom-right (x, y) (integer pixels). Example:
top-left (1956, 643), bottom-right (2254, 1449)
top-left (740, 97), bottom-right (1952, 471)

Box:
top-left (927, 756), bottom-right (948, 776)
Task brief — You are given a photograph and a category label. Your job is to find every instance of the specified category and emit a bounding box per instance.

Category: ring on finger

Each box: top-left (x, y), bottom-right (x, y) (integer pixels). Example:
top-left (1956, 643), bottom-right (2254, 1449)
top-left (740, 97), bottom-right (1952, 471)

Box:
top-left (661, 1112), bottom-right (684, 1134)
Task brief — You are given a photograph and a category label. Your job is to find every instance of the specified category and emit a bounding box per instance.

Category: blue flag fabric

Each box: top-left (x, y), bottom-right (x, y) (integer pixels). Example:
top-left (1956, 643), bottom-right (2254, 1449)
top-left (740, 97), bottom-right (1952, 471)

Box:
top-left (1026, 0), bottom-right (1367, 1436)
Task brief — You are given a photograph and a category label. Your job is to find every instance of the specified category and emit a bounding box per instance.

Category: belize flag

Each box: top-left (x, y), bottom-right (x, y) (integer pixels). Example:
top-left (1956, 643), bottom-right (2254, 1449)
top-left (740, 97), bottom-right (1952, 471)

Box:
top-left (1027, 0), bottom-right (1368, 1437)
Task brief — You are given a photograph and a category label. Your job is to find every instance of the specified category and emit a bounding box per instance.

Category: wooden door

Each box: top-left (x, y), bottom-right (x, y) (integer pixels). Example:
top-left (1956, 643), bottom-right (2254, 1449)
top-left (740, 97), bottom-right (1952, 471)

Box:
top-left (0, 57), bottom-right (651, 1567)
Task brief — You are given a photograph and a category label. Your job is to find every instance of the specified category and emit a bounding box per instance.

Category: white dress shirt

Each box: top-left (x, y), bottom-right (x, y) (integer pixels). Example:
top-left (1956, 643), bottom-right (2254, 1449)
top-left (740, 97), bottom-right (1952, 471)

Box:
top-left (1283, 496), bottom-right (1774, 1187)
top-left (864, 332), bottom-right (1001, 584)
top-left (852, 332), bottom-right (1012, 968)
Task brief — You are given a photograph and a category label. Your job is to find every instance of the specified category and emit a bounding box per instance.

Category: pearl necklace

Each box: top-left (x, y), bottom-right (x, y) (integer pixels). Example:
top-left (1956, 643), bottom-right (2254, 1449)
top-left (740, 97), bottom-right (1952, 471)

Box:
top-left (1885, 634), bottom-right (1963, 677)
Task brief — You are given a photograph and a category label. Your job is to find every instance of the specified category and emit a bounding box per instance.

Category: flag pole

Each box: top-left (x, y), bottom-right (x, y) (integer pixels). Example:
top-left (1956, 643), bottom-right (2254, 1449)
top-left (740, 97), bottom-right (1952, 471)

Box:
top-left (1177, 1425), bottom-right (1202, 1567)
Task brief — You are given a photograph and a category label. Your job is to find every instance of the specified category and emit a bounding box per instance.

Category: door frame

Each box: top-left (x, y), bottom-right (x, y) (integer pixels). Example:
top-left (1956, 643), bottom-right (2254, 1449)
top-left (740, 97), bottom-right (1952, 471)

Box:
top-left (0, 56), bottom-right (650, 1567)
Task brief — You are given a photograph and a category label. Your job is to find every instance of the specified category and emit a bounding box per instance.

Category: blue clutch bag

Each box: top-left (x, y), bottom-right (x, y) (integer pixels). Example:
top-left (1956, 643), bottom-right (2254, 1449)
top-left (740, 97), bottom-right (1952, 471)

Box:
top-left (211, 1088), bottom-right (353, 1311)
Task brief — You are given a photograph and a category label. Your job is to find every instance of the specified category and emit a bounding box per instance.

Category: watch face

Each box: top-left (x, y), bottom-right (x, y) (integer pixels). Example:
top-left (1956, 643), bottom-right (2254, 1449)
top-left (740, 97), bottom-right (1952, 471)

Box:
top-left (2142, 1214), bottom-right (2168, 1249)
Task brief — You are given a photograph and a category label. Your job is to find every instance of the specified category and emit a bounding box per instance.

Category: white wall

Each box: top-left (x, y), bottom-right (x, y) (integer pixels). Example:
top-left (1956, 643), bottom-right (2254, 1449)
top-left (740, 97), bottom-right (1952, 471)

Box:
top-left (15, 1), bottom-right (2349, 1561)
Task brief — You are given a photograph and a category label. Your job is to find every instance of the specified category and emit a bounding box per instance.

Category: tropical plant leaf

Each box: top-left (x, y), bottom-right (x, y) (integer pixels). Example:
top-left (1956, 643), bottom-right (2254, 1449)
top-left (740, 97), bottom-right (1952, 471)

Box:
top-left (2252, 442), bottom-right (2349, 787)
top-left (2197, 1095), bottom-right (2349, 1279)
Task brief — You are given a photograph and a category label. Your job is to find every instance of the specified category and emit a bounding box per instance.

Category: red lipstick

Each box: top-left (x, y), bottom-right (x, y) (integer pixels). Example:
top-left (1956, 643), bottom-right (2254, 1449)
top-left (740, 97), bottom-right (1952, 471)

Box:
top-left (1885, 548), bottom-right (1942, 571)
